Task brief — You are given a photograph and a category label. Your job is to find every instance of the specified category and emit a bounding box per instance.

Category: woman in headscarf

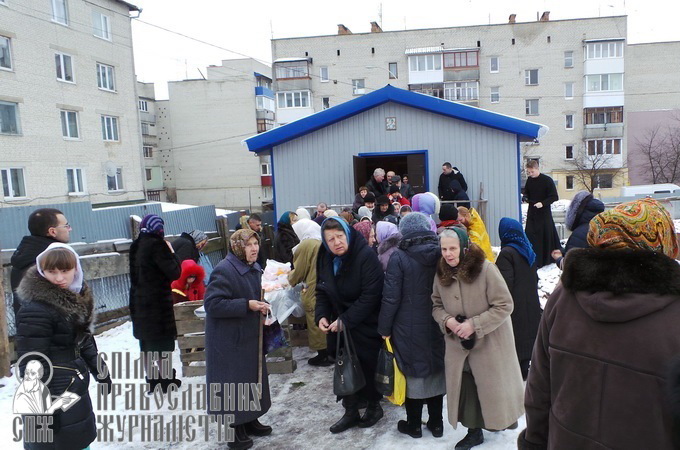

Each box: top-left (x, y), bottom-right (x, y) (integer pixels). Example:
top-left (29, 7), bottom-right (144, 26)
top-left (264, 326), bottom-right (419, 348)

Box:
top-left (316, 217), bottom-right (385, 434)
top-left (204, 229), bottom-right (272, 450)
top-left (375, 221), bottom-right (401, 272)
top-left (295, 207), bottom-right (312, 221)
top-left (273, 211), bottom-right (299, 265)
top-left (520, 198), bottom-right (680, 450)
top-left (495, 217), bottom-right (541, 380)
top-left (357, 206), bottom-right (373, 221)
top-left (353, 221), bottom-right (375, 248)
top-left (410, 193), bottom-right (439, 233)
top-left (378, 213), bottom-right (446, 439)
top-left (432, 227), bottom-right (524, 450)
top-left (552, 190), bottom-right (605, 268)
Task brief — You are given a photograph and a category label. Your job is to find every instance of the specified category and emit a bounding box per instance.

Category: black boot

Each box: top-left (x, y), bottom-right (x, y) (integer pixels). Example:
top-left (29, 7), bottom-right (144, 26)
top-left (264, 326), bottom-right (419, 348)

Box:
top-left (145, 377), bottom-right (162, 394)
top-left (330, 397), bottom-right (361, 434)
top-left (244, 419), bottom-right (272, 436)
top-left (397, 398), bottom-right (423, 438)
top-left (426, 395), bottom-right (444, 438)
top-left (228, 425), bottom-right (253, 450)
top-left (159, 369), bottom-right (182, 393)
top-left (308, 349), bottom-right (333, 367)
top-left (455, 428), bottom-right (484, 450)
top-left (358, 400), bottom-right (383, 428)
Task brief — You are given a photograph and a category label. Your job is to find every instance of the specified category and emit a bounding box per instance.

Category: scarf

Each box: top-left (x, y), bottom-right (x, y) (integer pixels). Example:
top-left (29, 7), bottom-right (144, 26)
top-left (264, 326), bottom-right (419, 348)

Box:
top-left (498, 217), bottom-right (536, 267)
top-left (322, 217), bottom-right (352, 275)
top-left (140, 214), bottom-right (165, 237)
top-left (230, 229), bottom-right (260, 263)
top-left (35, 243), bottom-right (84, 293)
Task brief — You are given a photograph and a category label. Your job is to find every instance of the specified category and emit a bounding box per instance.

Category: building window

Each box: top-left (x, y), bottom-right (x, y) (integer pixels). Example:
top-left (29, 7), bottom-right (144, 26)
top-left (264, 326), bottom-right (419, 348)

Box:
top-left (586, 41), bottom-right (624, 59)
top-left (92, 11), bottom-right (111, 40)
top-left (564, 51), bottom-right (574, 68)
top-left (566, 175), bottom-right (574, 190)
top-left (276, 91), bottom-right (310, 108)
top-left (443, 51), bottom-right (479, 68)
top-left (256, 96), bottom-right (275, 111)
top-left (256, 77), bottom-right (271, 89)
top-left (1, 167), bottom-right (26, 198)
top-left (143, 146), bottom-right (153, 158)
top-left (0, 35), bottom-right (12, 70)
top-left (141, 122), bottom-right (150, 135)
top-left (60, 110), bottom-right (79, 139)
top-left (490, 56), bottom-right (499, 73)
top-left (0, 101), bottom-right (20, 135)
top-left (587, 139), bottom-right (622, 155)
top-left (322, 97), bottom-right (330, 109)
top-left (275, 61), bottom-right (309, 79)
top-left (586, 73), bottom-right (623, 92)
top-left (101, 115), bottom-right (119, 141)
top-left (97, 63), bottom-right (115, 91)
top-left (261, 163), bottom-right (271, 176)
top-left (145, 168), bottom-right (152, 181)
top-left (490, 86), bottom-right (500, 103)
top-left (584, 106), bottom-right (624, 125)
top-left (388, 62), bottom-right (398, 79)
top-left (565, 114), bottom-right (574, 130)
top-left (107, 168), bottom-right (123, 191)
top-left (525, 69), bottom-right (539, 85)
top-left (66, 168), bottom-right (84, 193)
top-left (408, 54), bottom-right (442, 72)
top-left (409, 83), bottom-right (444, 99)
top-left (139, 100), bottom-right (148, 112)
top-left (320, 66), bottom-right (329, 82)
top-left (444, 81), bottom-right (479, 101)
top-left (595, 173), bottom-right (614, 189)
top-left (525, 99), bottom-right (539, 116)
top-left (51, 0), bottom-right (68, 25)
top-left (352, 79), bottom-right (365, 95)
top-left (565, 82), bottom-right (574, 99)
top-left (55, 53), bottom-right (74, 83)
top-left (256, 119), bottom-right (273, 133)
top-left (565, 145), bottom-right (574, 160)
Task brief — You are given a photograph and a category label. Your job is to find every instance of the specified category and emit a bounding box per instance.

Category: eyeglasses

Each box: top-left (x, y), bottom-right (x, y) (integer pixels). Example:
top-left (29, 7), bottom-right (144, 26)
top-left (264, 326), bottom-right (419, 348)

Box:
top-left (53, 224), bottom-right (72, 230)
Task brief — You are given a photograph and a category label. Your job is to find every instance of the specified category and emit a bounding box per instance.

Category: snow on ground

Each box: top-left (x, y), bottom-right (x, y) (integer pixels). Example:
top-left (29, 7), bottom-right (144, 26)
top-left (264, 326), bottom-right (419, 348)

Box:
top-left (158, 202), bottom-right (236, 216)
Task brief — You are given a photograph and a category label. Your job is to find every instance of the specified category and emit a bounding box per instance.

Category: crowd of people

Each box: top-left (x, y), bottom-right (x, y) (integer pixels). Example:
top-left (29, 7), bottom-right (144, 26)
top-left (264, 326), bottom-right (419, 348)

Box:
top-left (8, 158), bottom-right (680, 449)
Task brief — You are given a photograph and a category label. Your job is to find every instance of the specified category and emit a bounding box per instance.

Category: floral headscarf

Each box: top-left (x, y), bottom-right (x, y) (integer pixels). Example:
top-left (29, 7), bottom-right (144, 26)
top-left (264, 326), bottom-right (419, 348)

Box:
top-left (230, 229), bottom-right (260, 263)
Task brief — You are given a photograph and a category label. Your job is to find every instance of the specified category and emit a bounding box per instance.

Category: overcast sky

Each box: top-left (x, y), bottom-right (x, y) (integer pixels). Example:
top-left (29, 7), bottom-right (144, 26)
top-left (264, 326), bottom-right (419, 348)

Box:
top-left (130, 0), bottom-right (680, 99)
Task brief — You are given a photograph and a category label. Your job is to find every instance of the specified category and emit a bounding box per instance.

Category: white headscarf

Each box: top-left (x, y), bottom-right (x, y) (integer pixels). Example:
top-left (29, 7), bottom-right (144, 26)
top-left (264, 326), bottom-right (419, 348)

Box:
top-left (291, 219), bottom-right (322, 254)
top-left (35, 243), bottom-right (84, 293)
top-left (358, 206), bottom-right (372, 220)
top-left (295, 208), bottom-right (312, 220)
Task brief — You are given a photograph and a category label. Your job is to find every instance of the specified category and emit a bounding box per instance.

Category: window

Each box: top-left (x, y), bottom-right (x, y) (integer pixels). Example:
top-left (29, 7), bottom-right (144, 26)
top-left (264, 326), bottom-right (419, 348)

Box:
top-left (0, 101), bottom-right (20, 134)
top-left (565, 114), bottom-right (574, 130)
top-left (101, 115), bottom-right (119, 141)
top-left (256, 119), bottom-right (273, 133)
top-left (388, 62), bottom-right (398, 79)
top-left (595, 174), bottom-right (614, 189)
top-left (1, 168), bottom-right (26, 197)
top-left (322, 97), bottom-right (330, 110)
top-left (55, 53), bottom-right (74, 82)
top-left (256, 96), bottom-right (275, 111)
top-left (490, 87), bottom-right (500, 103)
top-left (565, 82), bottom-right (574, 99)
top-left (408, 54), bottom-right (442, 72)
top-left (107, 168), bottom-right (123, 191)
top-left (275, 61), bottom-right (309, 79)
top-left (586, 73), bottom-right (623, 92)
top-left (566, 175), bottom-right (574, 190)
top-left (92, 11), bottom-right (111, 40)
top-left (352, 79), bottom-right (365, 95)
top-left (276, 91), bottom-right (310, 108)
top-left (0, 35), bottom-right (11, 70)
top-left (586, 41), bottom-right (624, 59)
top-left (51, 0), bottom-right (68, 25)
top-left (444, 81), bottom-right (479, 101)
top-left (525, 99), bottom-right (539, 115)
top-left (584, 107), bottom-right (624, 125)
top-left (320, 66), bottom-right (329, 82)
top-left (139, 100), bottom-right (148, 112)
top-left (256, 77), bottom-right (271, 89)
top-left (60, 110), bottom-right (79, 138)
top-left (261, 163), bottom-right (271, 176)
top-left (66, 168), bottom-right (84, 193)
top-left (565, 145), bottom-right (574, 160)
top-left (141, 122), bottom-right (150, 135)
top-left (443, 51), bottom-right (479, 68)
top-left (587, 139), bottom-right (622, 155)
top-left (97, 63), bottom-right (115, 91)
top-left (145, 169), bottom-right (152, 182)
top-left (525, 69), bottom-right (539, 85)
top-left (409, 83), bottom-right (444, 99)
top-left (564, 51), bottom-right (574, 68)
top-left (490, 57), bottom-right (499, 73)
top-left (143, 146), bottom-right (153, 158)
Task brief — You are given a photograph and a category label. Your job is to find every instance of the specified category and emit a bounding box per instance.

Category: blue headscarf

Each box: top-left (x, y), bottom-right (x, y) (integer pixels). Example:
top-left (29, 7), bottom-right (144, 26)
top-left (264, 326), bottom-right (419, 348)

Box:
top-left (278, 211), bottom-right (293, 226)
top-left (140, 214), bottom-right (165, 237)
top-left (498, 217), bottom-right (536, 267)
top-left (321, 217), bottom-right (352, 275)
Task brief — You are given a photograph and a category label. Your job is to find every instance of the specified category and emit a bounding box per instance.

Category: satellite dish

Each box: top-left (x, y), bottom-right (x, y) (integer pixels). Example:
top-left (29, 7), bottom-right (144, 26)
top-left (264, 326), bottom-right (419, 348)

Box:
top-left (104, 161), bottom-right (118, 177)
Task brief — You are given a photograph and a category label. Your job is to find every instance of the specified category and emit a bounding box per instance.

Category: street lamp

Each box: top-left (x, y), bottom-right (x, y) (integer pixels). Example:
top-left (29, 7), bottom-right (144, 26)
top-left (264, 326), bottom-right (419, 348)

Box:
top-left (365, 65), bottom-right (398, 79)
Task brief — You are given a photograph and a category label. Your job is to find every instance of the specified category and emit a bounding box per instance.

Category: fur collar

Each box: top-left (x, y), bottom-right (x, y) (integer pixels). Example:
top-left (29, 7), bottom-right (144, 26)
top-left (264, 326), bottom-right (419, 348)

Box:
top-left (17, 267), bottom-right (95, 332)
top-left (562, 248), bottom-right (680, 295)
top-left (437, 244), bottom-right (486, 286)
top-left (399, 233), bottom-right (438, 250)
top-left (378, 235), bottom-right (401, 255)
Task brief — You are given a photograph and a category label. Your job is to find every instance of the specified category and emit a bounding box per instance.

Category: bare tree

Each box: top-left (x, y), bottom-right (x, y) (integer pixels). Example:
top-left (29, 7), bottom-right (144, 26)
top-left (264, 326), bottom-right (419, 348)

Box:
top-left (567, 147), bottom-right (626, 193)
top-left (635, 116), bottom-right (680, 184)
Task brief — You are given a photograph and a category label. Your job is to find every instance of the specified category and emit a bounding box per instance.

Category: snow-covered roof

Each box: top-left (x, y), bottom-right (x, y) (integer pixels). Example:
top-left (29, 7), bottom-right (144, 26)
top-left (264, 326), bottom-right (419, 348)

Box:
top-left (274, 57), bottom-right (310, 63)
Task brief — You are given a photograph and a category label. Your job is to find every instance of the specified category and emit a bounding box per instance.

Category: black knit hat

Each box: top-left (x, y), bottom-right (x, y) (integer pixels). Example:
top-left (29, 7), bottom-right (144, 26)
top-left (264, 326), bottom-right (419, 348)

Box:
top-left (439, 203), bottom-right (458, 221)
top-left (376, 195), bottom-right (390, 205)
top-left (364, 192), bottom-right (376, 203)
top-left (389, 185), bottom-right (400, 194)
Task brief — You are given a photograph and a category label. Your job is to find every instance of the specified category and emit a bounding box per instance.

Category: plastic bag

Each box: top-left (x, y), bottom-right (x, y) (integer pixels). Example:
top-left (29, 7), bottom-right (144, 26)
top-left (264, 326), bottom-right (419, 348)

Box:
top-left (375, 343), bottom-right (395, 396)
top-left (265, 284), bottom-right (304, 323)
top-left (385, 337), bottom-right (406, 406)
top-left (262, 260), bottom-right (292, 292)
top-left (263, 310), bottom-right (288, 354)
top-left (194, 305), bottom-right (206, 319)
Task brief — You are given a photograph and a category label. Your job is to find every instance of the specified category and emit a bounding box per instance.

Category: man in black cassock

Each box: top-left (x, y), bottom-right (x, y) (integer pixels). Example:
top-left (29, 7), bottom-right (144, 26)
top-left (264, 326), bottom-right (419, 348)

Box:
top-left (523, 160), bottom-right (561, 267)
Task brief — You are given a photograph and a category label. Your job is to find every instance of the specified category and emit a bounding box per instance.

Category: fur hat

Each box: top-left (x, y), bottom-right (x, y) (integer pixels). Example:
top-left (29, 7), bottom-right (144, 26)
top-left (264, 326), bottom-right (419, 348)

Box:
top-left (376, 195), bottom-right (390, 205)
top-left (399, 212), bottom-right (432, 236)
top-left (364, 192), bottom-right (376, 203)
top-left (389, 185), bottom-right (400, 194)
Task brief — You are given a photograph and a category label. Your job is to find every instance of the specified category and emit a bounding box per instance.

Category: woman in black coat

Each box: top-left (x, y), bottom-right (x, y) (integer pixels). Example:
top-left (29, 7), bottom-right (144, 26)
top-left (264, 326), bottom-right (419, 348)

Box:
top-left (316, 217), bottom-right (385, 434)
top-left (495, 217), bottom-right (542, 380)
top-left (378, 212), bottom-right (446, 439)
top-left (273, 211), bottom-right (299, 265)
top-left (553, 191), bottom-right (606, 267)
top-left (15, 244), bottom-right (111, 450)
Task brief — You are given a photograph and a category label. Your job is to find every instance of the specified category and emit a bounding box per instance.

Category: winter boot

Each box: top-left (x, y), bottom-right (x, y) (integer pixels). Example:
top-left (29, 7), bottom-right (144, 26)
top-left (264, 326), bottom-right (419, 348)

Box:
top-left (397, 398), bottom-right (423, 438)
top-left (228, 425), bottom-right (253, 450)
top-left (330, 396), bottom-right (361, 434)
top-left (358, 400), bottom-right (384, 428)
top-left (244, 419), bottom-right (272, 437)
top-left (426, 395), bottom-right (445, 438)
top-left (145, 377), bottom-right (162, 394)
top-left (159, 369), bottom-right (182, 393)
top-left (454, 428), bottom-right (484, 450)
top-left (308, 349), bottom-right (334, 367)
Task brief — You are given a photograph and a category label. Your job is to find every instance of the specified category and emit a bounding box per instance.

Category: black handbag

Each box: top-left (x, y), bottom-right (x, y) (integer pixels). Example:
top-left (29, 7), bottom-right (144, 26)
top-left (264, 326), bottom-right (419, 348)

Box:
top-left (333, 322), bottom-right (366, 396)
top-left (374, 341), bottom-right (395, 396)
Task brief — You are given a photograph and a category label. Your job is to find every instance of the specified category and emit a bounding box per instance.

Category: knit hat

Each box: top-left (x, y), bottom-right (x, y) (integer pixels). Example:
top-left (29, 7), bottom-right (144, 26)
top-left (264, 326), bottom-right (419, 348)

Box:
top-left (439, 204), bottom-right (458, 222)
top-left (230, 229), bottom-right (260, 263)
top-left (189, 229), bottom-right (208, 244)
top-left (389, 185), bottom-right (400, 194)
top-left (295, 208), bottom-right (311, 220)
top-left (364, 192), bottom-right (376, 203)
top-left (399, 212), bottom-right (432, 236)
top-left (587, 198), bottom-right (679, 258)
top-left (140, 214), bottom-right (164, 237)
top-left (324, 209), bottom-right (339, 218)
top-left (376, 195), bottom-right (390, 206)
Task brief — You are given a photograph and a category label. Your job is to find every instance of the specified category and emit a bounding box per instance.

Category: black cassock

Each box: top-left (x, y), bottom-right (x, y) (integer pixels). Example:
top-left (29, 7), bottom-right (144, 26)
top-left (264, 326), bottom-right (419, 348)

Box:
top-left (524, 173), bottom-right (561, 267)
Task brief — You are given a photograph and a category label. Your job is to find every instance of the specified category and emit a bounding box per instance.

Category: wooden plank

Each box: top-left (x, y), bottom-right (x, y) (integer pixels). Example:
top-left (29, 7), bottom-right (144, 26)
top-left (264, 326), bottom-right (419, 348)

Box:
top-left (178, 335), bottom-right (205, 349)
top-left (176, 320), bottom-right (205, 335)
top-left (266, 360), bottom-right (297, 374)
top-left (182, 365), bottom-right (206, 378)
top-left (173, 300), bottom-right (204, 320)
top-left (179, 350), bottom-right (206, 362)
top-left (266, 346), bottom-right (292, 358)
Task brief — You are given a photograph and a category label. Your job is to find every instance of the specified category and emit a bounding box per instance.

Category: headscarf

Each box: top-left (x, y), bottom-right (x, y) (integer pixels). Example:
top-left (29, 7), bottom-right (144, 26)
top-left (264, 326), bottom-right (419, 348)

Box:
top-left (189, 229), bottom-right (208, 244)
top-left (376, 221), bottom-right (399, 244)
top-left (587, 198), bottom-right (679, 258)
top-left (498, 217), bottom-right (536, 267)
top-left (324, 209), bottom-right (339, 218)
top-left (358, 206), bottom-right (372, 220)
top-left (412, 193), bottom-right (441, 215)
top-left (353, 221), bottom-right (372, 244)
top-left (140, 214), bottom-right (164, 237)
top-left (295, 208), bottom-right (311, 220)
top-left (230, 229), bottom-right (260, 263)
top-left (566, 190), bottom-right (593, 231)
top-left (292, 218), bottom-right (322, 254)
top-left (278, 211), bottom-right (294, 226)
top-left (322, 217), bottom-right (353, 275)
top-left (36, 243), bottom-right (84, 294)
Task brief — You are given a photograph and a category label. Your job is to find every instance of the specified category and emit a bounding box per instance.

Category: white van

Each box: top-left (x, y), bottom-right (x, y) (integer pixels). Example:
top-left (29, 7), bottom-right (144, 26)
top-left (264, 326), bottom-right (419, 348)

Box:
top-left (620, 184), bottom-right (680, 197)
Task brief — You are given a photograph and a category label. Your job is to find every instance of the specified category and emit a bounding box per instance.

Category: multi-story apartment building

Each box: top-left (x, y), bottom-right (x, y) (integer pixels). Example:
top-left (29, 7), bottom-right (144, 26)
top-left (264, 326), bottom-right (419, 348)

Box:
top-left (155, 58), bottom-right (273, 210)
top-left (0, 0), bottom-right (146, 207)
top-left (137, 81), bottom-right (165, 201)
top-left (271, 14), bottom-right (629, 199)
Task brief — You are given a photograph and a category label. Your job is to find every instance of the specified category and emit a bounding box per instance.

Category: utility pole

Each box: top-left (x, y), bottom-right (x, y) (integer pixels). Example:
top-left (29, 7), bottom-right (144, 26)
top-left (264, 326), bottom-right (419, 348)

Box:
top-left (0, 262), bottom-right (11, 377)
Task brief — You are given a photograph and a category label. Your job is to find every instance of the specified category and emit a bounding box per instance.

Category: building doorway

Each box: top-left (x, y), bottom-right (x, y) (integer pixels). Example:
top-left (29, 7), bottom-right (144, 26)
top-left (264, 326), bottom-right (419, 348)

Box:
top-left (353, 151), bottom-right (428, 194)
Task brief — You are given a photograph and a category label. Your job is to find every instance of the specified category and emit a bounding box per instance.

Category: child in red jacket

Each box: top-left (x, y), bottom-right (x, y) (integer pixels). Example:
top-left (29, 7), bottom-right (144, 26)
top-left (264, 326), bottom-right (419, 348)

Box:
top-left (171, 259), bottom-right (205, 303)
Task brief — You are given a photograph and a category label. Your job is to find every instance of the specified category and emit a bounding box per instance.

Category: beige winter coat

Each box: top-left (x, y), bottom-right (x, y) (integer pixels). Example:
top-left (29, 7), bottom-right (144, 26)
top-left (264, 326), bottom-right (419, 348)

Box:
top-left (432, 244), bottom-right (525, 430)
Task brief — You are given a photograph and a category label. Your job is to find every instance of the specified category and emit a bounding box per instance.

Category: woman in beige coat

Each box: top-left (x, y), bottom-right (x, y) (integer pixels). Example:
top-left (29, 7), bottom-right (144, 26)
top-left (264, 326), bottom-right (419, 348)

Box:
top-left (432, 228), bottom-right (524, 450)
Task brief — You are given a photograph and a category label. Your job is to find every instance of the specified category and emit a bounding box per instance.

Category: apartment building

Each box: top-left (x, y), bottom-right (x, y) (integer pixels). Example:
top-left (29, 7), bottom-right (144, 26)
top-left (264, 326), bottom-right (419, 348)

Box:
top-left (155, 58), bottom-right (273, 210)
top-left (137, 81), bottom-right (166, 200)
top-left (0, 0), bottom-right (145, 207)
top-left (271, 14), bottom-right (629, 199)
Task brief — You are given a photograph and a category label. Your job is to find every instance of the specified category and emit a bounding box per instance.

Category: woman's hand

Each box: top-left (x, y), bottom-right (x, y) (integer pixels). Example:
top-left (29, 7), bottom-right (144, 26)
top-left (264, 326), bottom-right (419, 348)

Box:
top-left (165, 240), bottom-right (175, 253)
top-left (329, 320), bottom-right (343, 333)
top-left (454, 320), bottom-right (475, 340)
top-left (445, 317), bottom-right (458, 334)
top-left (318, 318), bottom-right (330, 334)
top-left (248, 300), bottom-right (269, 315)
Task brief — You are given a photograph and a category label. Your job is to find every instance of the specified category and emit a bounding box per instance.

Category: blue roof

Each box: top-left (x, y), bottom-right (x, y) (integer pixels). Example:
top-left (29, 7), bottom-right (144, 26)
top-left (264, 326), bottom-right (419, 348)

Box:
top-left (244, 85), bottom-right (548, 153)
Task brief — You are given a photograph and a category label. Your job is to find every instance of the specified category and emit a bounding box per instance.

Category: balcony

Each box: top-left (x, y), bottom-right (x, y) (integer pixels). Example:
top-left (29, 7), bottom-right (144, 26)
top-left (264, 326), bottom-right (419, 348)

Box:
top-left (583, 123), bottom-right (624, 139)
top-left (256, 109), bottom-right (275, 121)
top-left (140, 111), bottom-right (156, 123)
top-left (444, 69), bottom-right (480, 82)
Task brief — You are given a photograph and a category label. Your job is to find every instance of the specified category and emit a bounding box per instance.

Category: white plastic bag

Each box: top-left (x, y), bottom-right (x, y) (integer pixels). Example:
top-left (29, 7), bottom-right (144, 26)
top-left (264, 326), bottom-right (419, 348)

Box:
top-left (262, 259), bottom-right (292, 292)
top-left (194, 305), bottom-right (206, 319)
top-left (264, 284), bottom-right (305, 323)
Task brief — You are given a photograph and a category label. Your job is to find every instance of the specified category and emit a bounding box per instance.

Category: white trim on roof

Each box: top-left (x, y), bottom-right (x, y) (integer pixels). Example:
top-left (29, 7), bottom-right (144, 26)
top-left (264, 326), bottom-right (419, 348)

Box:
top-left (274, 57), bottom-right (311, 63)
top-left (583, 38), bottom-right (626, 43)
top-left (405, 46), bottom-right (444, 55)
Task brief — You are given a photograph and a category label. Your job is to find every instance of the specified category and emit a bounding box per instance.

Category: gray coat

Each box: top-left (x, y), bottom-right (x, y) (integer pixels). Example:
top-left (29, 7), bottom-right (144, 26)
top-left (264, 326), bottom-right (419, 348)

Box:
top-left (204, 253), bottom-right (271, 425)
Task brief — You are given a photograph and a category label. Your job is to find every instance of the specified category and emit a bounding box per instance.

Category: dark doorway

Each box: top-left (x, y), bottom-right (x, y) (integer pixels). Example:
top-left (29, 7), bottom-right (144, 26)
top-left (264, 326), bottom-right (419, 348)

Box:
top-left (353, 151), bottom-right (428, 194)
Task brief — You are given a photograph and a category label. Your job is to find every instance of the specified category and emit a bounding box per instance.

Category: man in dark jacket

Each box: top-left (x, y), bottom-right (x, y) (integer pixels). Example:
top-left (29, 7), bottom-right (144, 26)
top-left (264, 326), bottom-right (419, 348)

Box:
top-left (366, 168), bottom-right (388, 198)
top-left (171, 230), bottom-right (208, 263)
top-left (438, 162), bottom-right (468, 201)
top-left (10, 208), bottom-right (71, 322)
